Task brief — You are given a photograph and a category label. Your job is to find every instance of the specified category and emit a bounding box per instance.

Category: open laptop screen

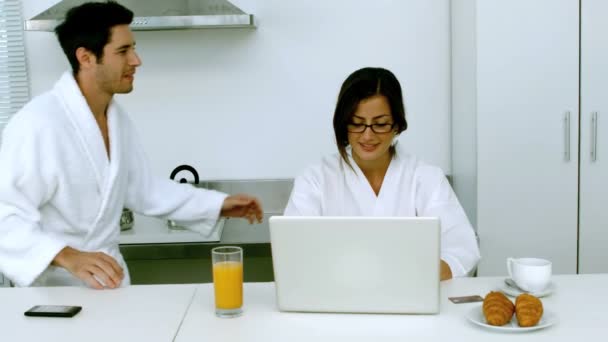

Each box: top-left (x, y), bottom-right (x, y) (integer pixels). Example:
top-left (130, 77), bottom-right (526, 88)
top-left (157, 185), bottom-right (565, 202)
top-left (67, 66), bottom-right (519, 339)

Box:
top-left (269, 216), bottom-right (440, 314)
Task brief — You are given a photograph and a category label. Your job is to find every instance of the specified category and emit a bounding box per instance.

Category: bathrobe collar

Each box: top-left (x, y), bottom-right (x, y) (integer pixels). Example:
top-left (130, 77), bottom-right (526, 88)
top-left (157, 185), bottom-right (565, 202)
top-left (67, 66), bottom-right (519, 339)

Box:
top-left (52, 71), bottom-right (122, 198)
top-left (343, 147), bottom-right (400, 215)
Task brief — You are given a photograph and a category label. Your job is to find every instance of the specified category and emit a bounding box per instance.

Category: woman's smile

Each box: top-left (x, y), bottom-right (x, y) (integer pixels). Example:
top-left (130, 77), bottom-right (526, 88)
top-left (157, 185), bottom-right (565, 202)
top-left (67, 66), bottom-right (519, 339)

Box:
top-left (358, 142), bottom-right (379, 152)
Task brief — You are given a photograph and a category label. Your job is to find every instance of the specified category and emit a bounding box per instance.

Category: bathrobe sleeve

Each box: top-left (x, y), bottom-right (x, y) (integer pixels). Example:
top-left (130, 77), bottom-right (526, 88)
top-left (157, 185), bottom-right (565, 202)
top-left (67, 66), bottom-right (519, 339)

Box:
top-left (415, 165), bottom-right (481, 277)
top-left (283, 165), bottom-right (323, 216)
top-left (0, 113), bottom-right (67, 286)
top-left (122, 117), bottom-right (228, 227)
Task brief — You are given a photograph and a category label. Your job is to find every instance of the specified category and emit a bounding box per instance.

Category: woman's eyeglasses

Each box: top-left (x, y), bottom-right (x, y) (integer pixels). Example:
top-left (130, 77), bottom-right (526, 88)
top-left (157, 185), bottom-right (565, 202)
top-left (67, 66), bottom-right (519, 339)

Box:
top-left (347, 123), bottom-right (395, 133)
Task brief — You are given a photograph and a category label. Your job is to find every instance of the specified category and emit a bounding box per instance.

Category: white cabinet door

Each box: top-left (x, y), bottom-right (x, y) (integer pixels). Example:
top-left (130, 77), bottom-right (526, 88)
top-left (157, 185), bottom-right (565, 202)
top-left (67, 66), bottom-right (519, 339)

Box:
top-left (476, 0), bottom-right (579, 275)
top-left (579, 0), bottom-right (608, 273)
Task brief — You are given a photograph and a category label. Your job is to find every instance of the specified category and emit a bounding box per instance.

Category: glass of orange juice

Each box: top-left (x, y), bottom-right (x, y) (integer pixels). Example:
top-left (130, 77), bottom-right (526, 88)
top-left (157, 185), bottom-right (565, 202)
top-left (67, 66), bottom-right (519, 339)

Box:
top-left (212, 246), bottom-right (243, 318)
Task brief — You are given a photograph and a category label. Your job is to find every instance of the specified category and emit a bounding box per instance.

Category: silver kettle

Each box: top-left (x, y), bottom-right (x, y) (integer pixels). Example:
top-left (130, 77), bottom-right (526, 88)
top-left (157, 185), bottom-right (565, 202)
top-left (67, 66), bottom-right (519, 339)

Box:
top-left (120, 208), bottom-right (134, 231)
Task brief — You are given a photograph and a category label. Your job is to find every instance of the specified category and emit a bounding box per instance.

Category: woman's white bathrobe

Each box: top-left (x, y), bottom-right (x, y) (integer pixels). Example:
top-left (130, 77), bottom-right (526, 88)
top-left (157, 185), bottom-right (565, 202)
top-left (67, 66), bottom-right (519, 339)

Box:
top-left (0, 71), bottom-right (227, 287)
top-left (284, 149), bottom-right (481, 277)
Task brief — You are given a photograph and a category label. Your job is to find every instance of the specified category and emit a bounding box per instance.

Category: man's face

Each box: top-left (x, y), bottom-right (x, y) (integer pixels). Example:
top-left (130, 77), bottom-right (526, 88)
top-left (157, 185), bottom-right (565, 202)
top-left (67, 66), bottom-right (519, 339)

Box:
top-left (94, 24), bottom-right (141, 95)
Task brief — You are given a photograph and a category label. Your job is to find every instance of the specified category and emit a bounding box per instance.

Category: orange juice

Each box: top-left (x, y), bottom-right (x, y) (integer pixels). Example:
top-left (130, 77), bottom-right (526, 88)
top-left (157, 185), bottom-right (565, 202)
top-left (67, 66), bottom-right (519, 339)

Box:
top-left (213, 261), bottom-right (243, 309)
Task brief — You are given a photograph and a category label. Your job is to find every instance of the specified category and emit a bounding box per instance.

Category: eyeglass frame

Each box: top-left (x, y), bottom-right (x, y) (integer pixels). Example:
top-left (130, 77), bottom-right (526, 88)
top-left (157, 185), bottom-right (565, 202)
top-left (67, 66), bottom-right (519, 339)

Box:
top-left (346, 122), bottom-right (396, 134)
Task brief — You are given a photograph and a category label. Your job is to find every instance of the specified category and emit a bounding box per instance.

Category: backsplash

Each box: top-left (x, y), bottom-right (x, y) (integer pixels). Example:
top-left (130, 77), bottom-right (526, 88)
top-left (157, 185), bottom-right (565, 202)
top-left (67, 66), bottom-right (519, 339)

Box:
top-left (204, 179), bottom-right (293, 214)
top-left (202, 179), bottom-right (293, 243)
top-left (167, 164), bottom-right (293, 214)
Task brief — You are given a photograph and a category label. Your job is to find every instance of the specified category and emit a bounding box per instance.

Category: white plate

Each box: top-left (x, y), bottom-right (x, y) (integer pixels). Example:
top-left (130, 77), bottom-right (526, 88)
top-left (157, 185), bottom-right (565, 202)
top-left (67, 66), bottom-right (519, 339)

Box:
top-left (501, 279), bottom-right (555, 298)
top-left (466, 305), bottom-right (557, 332)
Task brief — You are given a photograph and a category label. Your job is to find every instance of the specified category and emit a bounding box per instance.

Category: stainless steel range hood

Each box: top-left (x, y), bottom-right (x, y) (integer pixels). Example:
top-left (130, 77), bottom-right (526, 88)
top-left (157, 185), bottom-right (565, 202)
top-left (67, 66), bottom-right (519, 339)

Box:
top-left (25, 0), bottom-right (255, 31)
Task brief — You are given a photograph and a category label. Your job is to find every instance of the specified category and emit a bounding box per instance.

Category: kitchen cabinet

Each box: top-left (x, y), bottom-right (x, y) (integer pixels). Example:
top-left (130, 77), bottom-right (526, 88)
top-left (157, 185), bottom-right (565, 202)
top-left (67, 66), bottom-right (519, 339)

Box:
top-left (457, 0), bottom-right (608, 276)
top-left (474, 0), bottom-right (580, 275)
top-left (578, 0), bottom-right (608, 273)
top-left (121, 243), bottom-right (274, 285)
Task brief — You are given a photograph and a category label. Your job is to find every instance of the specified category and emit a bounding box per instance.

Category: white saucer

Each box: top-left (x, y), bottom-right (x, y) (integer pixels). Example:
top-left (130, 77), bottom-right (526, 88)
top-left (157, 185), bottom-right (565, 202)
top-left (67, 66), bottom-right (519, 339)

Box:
top-left (500, 279), bottom-right (555, 298)
top-left (466, 305), bottom-right (558, 332)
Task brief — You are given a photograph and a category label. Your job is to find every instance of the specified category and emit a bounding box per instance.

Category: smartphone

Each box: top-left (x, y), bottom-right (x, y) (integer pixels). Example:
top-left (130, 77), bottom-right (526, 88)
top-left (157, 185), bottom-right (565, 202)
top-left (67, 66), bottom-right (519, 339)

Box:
top-left (24, 305), bottom-right (82, 318)
top-left (448, 295), bottom-right (484, 304)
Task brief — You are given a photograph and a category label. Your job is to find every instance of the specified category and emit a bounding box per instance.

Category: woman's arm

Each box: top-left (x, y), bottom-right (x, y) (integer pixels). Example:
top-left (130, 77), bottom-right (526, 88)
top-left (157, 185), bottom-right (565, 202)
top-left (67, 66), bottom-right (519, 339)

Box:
top-left (416, 165), bottom-right (481, 277)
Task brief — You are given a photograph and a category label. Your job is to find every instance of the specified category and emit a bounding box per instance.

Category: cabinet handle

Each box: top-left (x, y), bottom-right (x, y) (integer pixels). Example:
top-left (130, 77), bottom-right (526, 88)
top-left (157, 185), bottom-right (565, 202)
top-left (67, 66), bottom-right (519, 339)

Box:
top-left (564, 111), bottom-right (571, 162)
top-left (591, 112), bottom-right (598, 162)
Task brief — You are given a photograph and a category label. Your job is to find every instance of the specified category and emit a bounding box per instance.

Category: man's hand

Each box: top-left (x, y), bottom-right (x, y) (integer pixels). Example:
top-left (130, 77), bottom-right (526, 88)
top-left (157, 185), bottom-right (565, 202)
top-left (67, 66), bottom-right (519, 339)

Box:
top-left (220, 194), bottom-right (263, 224)
top-left (51, 246), bottom-right (124, 289)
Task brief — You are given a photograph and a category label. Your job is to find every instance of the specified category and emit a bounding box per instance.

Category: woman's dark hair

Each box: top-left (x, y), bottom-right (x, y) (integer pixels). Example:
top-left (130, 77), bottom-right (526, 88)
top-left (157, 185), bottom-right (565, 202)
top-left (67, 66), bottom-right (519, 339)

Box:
top-left (332, 67), bottom-right (408, 168)
top-left (55, 1), bottom-right (134, 74)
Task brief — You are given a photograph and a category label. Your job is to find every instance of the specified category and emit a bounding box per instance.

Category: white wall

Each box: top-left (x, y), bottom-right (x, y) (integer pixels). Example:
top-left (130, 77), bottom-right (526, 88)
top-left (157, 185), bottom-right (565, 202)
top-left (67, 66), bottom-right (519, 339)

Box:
top-left (22, 0), bottom-right (451, 181)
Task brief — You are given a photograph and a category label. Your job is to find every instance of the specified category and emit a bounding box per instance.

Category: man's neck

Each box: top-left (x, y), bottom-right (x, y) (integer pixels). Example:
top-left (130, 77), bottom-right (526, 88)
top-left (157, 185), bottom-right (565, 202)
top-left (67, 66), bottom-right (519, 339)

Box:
top-left (75, 72), bottom-right (111, 120)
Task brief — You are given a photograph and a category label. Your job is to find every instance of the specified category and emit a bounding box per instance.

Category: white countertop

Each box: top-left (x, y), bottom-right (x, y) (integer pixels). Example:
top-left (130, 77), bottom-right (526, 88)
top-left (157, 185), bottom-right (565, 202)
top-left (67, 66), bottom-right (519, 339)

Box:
top-left (176, 274), bottom-right (606, 341)
top-left (0, 284), bottom-right (197, 342)
top-left (2, 275), bottom-right (604, 341)
top-left (118, 214), bottom-right (224, 244)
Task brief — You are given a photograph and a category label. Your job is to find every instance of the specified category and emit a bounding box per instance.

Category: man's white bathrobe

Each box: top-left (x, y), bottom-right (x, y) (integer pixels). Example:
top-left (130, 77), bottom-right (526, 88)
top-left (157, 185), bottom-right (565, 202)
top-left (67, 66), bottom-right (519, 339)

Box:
top-left (0, 71), bottom-right (227, 287)
top-left (284, 149), bottom-right (481, 277)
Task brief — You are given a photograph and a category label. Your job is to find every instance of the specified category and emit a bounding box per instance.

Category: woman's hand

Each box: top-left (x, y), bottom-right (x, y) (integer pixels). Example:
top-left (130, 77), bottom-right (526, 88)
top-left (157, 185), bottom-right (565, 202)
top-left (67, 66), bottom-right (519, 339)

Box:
top-left (220, 194), bottom-right (263, 224)
top-left (440, 260), bottom-right (453, 281)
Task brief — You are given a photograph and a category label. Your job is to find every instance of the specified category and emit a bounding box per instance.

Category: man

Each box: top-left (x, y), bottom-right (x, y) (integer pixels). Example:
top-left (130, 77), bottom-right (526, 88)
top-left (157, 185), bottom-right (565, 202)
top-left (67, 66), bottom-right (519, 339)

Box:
top-left (0, 1), bottom-right (262, 289)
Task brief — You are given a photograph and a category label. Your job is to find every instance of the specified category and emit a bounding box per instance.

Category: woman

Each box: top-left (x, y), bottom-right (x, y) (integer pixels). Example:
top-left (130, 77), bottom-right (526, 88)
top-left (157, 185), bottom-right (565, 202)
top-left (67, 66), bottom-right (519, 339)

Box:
top-left (284, 67), bottom-right (480, 280)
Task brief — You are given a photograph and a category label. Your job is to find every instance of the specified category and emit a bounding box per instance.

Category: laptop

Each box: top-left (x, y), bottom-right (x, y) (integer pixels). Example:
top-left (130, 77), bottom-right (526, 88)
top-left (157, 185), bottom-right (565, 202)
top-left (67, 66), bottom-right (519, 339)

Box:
top-left (269, 216), bottom-right (440, 314)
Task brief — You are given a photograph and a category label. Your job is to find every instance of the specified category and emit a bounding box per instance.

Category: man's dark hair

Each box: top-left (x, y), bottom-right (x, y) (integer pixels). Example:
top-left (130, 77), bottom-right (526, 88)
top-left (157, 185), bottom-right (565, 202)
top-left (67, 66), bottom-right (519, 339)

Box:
top-left (55, 1), bottom-right (134, 74)
top-left (333, 67), bottom-right (408, 169)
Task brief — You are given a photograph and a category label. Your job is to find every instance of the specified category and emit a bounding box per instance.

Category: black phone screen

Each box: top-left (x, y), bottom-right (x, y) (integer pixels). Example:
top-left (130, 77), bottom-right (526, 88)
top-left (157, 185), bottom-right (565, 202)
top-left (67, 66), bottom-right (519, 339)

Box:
top-left (24, 305), bottom-right (82, 317)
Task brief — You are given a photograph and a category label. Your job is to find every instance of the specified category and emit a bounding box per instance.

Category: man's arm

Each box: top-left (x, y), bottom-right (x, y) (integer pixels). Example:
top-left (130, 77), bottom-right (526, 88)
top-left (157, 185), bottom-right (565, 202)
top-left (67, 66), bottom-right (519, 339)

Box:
top-left (0, 114), bottom-right (65, 286)
top-left (220, 194), bottom-right (263, 224)
top-left (52, 247), bottom-right (123, 289)
top-left (122, 116), bottom-right (262, 228)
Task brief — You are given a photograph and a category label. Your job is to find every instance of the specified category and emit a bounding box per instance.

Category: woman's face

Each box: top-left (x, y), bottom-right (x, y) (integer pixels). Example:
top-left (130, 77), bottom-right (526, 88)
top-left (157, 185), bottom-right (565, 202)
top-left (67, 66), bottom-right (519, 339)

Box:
top-left (347, 95), bottom-right (397, 166)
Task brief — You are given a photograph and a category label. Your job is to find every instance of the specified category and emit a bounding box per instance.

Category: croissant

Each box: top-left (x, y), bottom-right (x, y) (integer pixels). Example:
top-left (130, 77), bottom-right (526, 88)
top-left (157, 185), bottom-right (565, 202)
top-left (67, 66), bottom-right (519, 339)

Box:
top-left (483, 291), bottom-right (515, 326)
top-left (515, 294), bottom-right (543, 327)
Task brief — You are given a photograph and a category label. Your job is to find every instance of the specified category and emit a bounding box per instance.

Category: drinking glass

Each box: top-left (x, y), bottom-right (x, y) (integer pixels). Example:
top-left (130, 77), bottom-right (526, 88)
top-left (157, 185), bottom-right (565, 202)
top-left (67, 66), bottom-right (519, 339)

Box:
top-left (212, 246), bottom-right (243, 318)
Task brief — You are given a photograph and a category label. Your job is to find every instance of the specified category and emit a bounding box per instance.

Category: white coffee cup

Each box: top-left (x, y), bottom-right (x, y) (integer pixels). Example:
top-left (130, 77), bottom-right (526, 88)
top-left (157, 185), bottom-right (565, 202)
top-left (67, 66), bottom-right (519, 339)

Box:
top-left (506, 257), bottom-right (552, 293)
